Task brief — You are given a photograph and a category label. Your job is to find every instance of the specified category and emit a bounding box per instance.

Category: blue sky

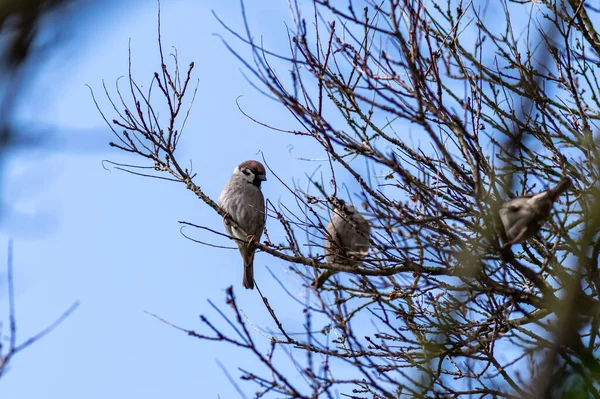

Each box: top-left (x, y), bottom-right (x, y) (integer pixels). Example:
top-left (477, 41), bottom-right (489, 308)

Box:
top-left (0, 1), bottom-right (349, 397)
top-left (0, 1), bottom-right (565, 396)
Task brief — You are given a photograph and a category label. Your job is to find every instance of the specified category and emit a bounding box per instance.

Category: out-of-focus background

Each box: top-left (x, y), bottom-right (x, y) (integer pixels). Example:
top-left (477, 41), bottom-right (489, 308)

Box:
top-left (0, 1), bottom-right (325, 397)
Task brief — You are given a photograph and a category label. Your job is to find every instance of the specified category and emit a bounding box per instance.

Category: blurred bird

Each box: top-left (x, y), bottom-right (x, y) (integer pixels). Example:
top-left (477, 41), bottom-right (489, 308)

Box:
top-left (314, 200), bottom-right (371, 288)
top-left (218, 160), bottom-right (267, 289)
top-left (498, 178), bottom-right (572, 246)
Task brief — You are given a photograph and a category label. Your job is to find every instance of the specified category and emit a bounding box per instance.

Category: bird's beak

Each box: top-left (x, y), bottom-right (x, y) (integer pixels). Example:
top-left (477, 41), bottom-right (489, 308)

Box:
top-left (258, 174), bottom-right (267, 181)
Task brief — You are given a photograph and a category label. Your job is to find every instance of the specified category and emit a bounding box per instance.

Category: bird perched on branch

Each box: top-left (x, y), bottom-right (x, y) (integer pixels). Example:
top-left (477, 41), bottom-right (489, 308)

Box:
top-left (498, 177), bottom-right (572, 246)
top-left (219, 160), bottom-right (267, 289)
top-left (314, 200), bottom-right (371, 289)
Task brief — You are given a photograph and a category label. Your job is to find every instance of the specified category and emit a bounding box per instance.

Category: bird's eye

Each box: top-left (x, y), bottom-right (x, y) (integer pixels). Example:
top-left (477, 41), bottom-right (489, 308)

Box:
top-left (242, 169), bottom-right (251, 176)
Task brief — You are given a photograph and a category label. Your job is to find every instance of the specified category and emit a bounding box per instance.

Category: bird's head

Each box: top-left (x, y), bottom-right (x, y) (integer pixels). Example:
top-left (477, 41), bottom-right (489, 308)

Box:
top-left (236, 160), bottom-right (267, 187)
top-left (331, 198), bottom-right (360, 218)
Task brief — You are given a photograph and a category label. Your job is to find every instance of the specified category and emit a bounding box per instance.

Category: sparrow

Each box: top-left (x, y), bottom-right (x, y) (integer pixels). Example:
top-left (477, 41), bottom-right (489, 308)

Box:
top-left (218, 160), bottom-right (267, 289)
top-left (313, 200), bottom-right (371, 288)
top-left (498, 177), bottom-right (572, 245)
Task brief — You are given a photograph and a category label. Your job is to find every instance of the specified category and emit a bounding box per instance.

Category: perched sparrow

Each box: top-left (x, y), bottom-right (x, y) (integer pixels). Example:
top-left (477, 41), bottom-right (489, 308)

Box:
top-left (498, 178), bottom-right (572, 245)
top-left (218, 160), bottom-right (267, 289)
top-left (313, 200), bottom-right (371, 289)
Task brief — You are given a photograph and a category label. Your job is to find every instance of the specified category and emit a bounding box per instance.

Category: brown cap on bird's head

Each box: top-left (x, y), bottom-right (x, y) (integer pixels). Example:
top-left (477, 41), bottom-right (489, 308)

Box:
top-left (238, 160), bottom-right (266, 176)
top-left (237, 160), bottom-right (267, 184)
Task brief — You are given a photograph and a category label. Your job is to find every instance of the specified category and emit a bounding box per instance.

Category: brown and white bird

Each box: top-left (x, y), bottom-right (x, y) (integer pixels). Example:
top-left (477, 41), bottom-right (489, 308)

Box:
top-left (498, 177), bottom-right (572, 245)
top-left (218, 160), bottom-right (267, 289)
top-left (313, 200), bottom-right (371, 289)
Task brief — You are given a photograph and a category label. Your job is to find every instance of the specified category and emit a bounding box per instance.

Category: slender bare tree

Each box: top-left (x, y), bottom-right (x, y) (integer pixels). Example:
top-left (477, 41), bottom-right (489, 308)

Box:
top-left (98, 0), bottom-right (600, 397)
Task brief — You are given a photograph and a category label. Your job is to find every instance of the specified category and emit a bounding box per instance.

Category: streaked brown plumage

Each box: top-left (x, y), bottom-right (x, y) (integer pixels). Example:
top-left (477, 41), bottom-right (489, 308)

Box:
top-left (218, 160), bottom-right (267, 289)
top-left (314, 201), bottom-right (370, 288)
top-left (498, 178), bottom-right (571, 245)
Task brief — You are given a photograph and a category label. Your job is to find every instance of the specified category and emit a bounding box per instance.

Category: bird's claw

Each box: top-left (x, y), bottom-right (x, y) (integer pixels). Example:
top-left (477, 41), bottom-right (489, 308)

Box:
top-left (245, 234), bottom-right (257, 246)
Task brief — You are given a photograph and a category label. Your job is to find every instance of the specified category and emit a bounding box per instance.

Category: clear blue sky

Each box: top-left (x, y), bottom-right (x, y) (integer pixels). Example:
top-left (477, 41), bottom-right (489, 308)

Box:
top-left (0, 1), bottom-right (349, 397)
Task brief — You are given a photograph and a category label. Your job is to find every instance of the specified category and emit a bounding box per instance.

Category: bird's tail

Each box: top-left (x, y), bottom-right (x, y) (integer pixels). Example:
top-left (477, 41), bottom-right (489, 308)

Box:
top-left (242, 251), bottom-right (255, 290)
top-left (548, 177), bottom-right (572, 200)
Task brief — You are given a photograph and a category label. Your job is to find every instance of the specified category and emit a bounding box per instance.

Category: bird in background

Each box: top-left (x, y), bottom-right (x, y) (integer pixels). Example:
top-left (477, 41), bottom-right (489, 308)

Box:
top-left (498, 177), bottom-right (572, 246)
top-left (218, 160), bottom-right (267, 290)
top-left (313, 200), bottom-right (371, 289)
